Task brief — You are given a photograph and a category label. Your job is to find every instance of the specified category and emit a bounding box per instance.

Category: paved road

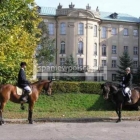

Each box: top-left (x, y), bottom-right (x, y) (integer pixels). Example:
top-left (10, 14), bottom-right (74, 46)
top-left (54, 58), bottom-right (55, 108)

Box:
top-left (0, 121), bottom-right (140, 140)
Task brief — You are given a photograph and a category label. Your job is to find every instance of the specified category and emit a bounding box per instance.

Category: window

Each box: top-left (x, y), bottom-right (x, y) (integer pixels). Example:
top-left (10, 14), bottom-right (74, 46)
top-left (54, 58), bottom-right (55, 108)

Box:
top-left (48, 23), bottom-right (54, 35)
top-left (94, 43), bottom-right (97, 55)
top-left (102, 44), bottom-right (106, 56)
top-left (94, 76), bottom-right (97, 81)
top-left (133, 47), bottom-right (138, 55)
top-left (78, 23), bottom-right (84, 35)
top-left (112, 28), bottom-right (117, 35)
top-left (94, 25), bottom-right (97, 37)
top-left (112, 60), bottom-right (117, 68)
top-left (124, 46), bottom-right (128, 52)
top-left (133, 61), bottom-right (138, 68)
top-left (60, 41), bottom-right (65, 54)
top-left (78, 41), bottom-right (83, 54)
top-left (133, 29), bottom-right (138, 36)
top-left (94, 59), bottom-right (97, 66)
top-left (124, 28), bottom-right (128, 36)
top-left (60, 58), bottom-right (65, 66)
top-left (112, 45), bottom-right (117, 54)
top-left (101, 76), bottom-right (104, 81)
top-left (102, 27), bottom-right (107, 38)
top-left (112, 74), bottom-right (116, 81)
top-left (102, 60), bottom-right (107, 67)
top-left (78, 58), bottom-right (83, 66)
top-left (60, 23), bottom-right (66, 34)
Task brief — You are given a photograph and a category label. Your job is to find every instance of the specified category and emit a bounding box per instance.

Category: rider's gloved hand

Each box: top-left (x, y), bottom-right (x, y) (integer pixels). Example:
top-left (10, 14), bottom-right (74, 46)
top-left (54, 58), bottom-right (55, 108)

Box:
top-left (122, 84), bottom-right (125, 87)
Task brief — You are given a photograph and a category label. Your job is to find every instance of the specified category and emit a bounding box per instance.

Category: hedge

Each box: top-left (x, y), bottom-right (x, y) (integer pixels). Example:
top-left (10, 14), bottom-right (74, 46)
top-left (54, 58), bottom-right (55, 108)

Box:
top-left (52, 81), bottom-right (103, 94)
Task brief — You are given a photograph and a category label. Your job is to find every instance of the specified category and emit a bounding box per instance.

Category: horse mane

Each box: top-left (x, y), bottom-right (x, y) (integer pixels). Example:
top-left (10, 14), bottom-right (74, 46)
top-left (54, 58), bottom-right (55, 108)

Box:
top-left (32, 80), bottom-right (49, 85)
top-left (104, 81), bottom-right (120, 88)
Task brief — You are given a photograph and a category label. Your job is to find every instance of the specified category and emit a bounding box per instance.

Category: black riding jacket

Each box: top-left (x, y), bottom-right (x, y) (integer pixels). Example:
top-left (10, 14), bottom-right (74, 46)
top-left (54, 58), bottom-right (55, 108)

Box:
top-left (18, 68), bottom-right (30, 88)
top-left (122, 73), bottom-right (133, 88)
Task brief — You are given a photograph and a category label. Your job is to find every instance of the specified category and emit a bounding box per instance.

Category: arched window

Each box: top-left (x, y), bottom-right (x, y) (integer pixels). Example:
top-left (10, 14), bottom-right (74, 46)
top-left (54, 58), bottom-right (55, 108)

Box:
top-left (60, 41), bottom-right (65, 54)
top-left (94, 43), bottom-right (97, 55)
top-left (60, 23), bottom-right (66, 34)
top-left (102, 44), bottom-right (106, 56)
top-left (78, 41), bottom-right (83, 54)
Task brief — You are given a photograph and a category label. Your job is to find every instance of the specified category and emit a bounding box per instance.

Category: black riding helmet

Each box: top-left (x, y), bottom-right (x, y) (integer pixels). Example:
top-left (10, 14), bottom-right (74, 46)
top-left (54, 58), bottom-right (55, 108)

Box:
top-left (20, 62), bottom-right (27, 67)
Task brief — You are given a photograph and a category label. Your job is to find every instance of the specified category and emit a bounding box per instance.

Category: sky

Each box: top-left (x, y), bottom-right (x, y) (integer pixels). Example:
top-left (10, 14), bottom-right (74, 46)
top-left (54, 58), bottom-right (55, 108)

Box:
top-left (35, 0), bottom-right (140, 17)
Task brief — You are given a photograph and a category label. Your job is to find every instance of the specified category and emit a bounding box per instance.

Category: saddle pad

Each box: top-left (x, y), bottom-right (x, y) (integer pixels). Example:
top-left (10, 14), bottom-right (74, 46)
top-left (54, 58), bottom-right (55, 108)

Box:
top-left (16, 87), bottom-right (32, 95)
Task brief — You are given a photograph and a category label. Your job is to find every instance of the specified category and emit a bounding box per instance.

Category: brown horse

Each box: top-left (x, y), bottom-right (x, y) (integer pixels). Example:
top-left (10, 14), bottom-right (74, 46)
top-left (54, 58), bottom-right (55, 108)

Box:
top-left (101, 82), bottom-right (140, 123)
top-left (0, 80), bottom-right (53, 125)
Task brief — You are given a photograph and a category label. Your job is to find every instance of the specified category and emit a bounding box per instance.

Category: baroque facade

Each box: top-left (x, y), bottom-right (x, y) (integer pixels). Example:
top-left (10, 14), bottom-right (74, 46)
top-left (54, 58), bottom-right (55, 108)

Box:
top-left (38, 3), bottom-right (140, 81)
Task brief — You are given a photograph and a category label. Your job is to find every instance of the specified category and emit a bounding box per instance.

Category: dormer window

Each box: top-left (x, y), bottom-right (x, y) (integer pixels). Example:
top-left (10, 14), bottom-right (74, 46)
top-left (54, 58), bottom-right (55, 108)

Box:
top-left (110, 12), bottom-right (118, 19)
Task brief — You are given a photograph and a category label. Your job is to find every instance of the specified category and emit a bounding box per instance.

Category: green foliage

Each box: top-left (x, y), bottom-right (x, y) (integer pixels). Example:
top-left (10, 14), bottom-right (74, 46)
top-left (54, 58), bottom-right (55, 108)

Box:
top-left (0, 0), bottom-right (42, 83)
top-left (52, 81), bottom-right (102, 94)
top-left (116, 52), bottom-right (133, 81)
top-left (36, 21), bottom-right (56, 65)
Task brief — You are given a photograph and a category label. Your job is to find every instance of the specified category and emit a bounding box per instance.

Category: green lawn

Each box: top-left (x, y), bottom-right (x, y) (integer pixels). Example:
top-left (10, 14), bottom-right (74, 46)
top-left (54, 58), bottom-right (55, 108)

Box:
top-left (3, 93), bottom-right (140, 119)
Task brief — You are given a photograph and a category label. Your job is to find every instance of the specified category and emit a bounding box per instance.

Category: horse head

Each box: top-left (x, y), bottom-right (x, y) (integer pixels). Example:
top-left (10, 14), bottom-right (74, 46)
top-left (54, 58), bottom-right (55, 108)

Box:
top-left (42, 80), bottom-right (53, 95)
top-left (101, 82), bottom-right (119, 100)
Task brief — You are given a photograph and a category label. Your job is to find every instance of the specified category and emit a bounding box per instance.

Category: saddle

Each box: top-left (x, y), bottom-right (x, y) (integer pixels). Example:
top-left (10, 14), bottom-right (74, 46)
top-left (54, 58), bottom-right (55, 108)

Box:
top-left (16, 87), bottom-right (32, 96)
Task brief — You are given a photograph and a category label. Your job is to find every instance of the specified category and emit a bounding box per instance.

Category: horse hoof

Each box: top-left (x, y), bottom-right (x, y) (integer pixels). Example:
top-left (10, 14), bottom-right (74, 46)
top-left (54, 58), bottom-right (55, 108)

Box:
top-left (116, 119), bottom-right (121, 123)
top-left (0, 121), bottom-right (3, 125)
top-left (29, 121), bottom-right (33, 124)
top-left (20, 105), bottom-right (25, 110)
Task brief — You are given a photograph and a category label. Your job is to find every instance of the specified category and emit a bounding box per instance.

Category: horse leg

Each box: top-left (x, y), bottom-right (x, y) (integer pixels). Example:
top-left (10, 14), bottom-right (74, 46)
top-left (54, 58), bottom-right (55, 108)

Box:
top-left (116, 103), bottom-right (122, 123)
top-left (28, 102), bottom-right (34, 124)
top-left (0, 102), bottom-right (6, 125)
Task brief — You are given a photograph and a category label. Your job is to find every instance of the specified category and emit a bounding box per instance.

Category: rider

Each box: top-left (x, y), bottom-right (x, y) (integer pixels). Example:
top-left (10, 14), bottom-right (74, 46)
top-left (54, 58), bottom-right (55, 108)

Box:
top-left (18, 62), bottom-right (31, 102)
top-left (121, 67), bottom-right (133, 103)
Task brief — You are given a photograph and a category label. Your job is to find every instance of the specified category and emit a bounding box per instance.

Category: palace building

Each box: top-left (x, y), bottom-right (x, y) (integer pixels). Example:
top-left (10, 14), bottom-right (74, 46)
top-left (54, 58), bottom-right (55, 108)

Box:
top-left (37, 3), bottom-right (140, 81)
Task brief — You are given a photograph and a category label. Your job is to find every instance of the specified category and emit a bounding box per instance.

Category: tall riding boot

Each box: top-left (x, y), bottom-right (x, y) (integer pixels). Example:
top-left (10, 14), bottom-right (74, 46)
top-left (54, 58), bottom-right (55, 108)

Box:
top-left (126, 94), bottom-right (131, 103)
top-left (21, 90), bottom-right (30, 102)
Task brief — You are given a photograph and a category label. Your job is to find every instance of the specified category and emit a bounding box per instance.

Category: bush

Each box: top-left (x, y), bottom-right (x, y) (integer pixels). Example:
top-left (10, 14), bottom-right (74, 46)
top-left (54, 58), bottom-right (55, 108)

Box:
top-left (52, 81), bottom-right (102, 94)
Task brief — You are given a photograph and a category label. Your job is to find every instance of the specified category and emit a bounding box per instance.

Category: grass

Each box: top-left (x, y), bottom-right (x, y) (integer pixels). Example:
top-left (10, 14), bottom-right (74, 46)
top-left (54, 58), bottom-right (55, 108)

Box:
top-left (3, 93), bottom-right (140, 119)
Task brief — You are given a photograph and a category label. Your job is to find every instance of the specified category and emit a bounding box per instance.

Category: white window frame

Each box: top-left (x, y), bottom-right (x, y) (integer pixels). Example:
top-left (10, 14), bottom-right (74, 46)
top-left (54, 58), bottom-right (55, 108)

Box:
top-left (112, 60), bottom-right (117, 68)
top-left (133, 29), bottom-right (138, 36)
top-left (112, 28), bottom-right (117, 35)
top-left (112, 45), bottom-right (117, 54)
top-left (60, 23), bottom-right (66, 35)
top-left (60, 58), bottom-right (65, 66)
top-left (94, 25), bottom-right (97, 37)
top-left (60, 41), bottom-right (65, 54)
top-left (78, 41), bottom-right (83, 54)
top-left (124, 28), bottom-right (128, 36)
top-left (94, 43), bottom-right (97, 55)
top-left (102, 44), bottom-right (106, 56)
top-left (124, 46), bottom-right (128, 52)
top-left (112, 74), bottom-right (116, 81)
top-left (102, 27), bottom-right (107, 38)
top-left (48, 23), bottom-right (54, 35)
top-left (133, 46), bottom-right (138, 55)
top-left (102, 60), bottom-right (107, 67)
top-left (78, 23), bottom-right (84, 35)
top-left (78, 58), bottom-right (83, 66)
top-left (133, 61), bottom-right (138, 68)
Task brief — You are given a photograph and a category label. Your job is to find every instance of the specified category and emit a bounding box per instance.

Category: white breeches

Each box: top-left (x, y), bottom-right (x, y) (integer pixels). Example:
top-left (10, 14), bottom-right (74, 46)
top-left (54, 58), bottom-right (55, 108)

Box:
top-left (24, 86), bottom-right (31, 92)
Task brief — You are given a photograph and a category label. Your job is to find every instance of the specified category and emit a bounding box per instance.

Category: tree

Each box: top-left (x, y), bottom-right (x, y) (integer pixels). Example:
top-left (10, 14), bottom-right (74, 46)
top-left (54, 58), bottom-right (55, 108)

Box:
top-left (116, 52), bottom-right (133, 81)
top-left (0, 0), bottom-right (42, 83)
top-left (59, 55), bottom-right (85, 81)
top-left (36, 21), bottom-right (55, 65)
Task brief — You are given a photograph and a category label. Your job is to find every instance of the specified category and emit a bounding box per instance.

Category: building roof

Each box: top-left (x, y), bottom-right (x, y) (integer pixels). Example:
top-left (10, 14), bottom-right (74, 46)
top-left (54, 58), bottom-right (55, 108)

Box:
top-left (39, 7), bottom-right (139, 23)
top-left (100, 12), bottom-right (139, 23)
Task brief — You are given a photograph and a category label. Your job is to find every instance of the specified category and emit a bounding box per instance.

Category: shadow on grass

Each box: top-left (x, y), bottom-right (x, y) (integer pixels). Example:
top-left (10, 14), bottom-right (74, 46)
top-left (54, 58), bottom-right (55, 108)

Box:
top-left (87, 95), bottom-right (139, 111)
top-left (87, 95), bottom-right (114, 111)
